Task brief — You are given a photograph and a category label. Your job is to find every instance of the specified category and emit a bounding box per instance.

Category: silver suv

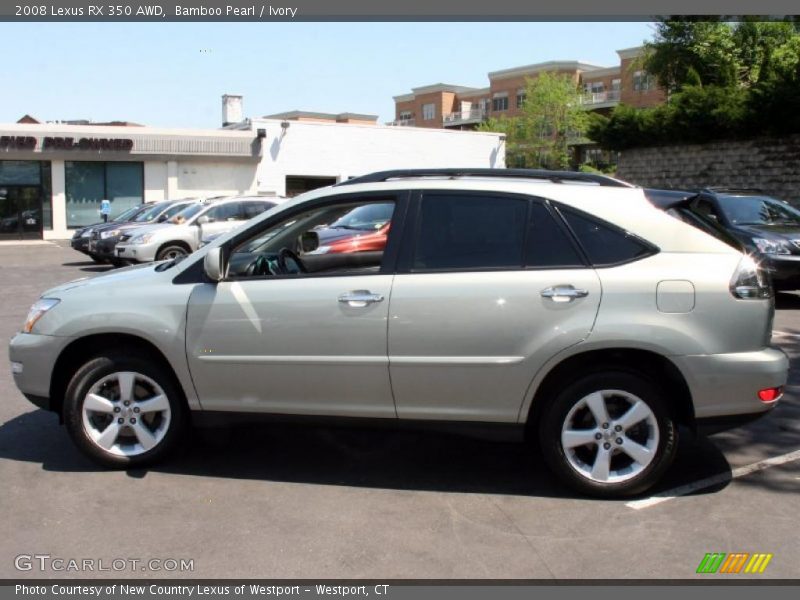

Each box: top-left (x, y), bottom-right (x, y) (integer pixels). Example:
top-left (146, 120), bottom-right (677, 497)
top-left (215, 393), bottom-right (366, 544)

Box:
top-left (9, 169), bottom-right (788, 497)
top-left (114, 196), bottom-right (277, 263)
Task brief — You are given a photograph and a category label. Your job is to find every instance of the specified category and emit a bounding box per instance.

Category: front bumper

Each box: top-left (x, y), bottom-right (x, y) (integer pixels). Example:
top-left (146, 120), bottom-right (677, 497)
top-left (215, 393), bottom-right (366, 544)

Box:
top-left (763, 255), bottom-right (800, 290)
top-left (9, 332), bottom-right (74, 412)
top-left (673, 346), bottom-right (788, 421)
top-left (115, 240), bottom-right (158, 263)
top-left (70, 237), bottom-right (90, 254)
top-left (91, 236), bottom-right (123, 260)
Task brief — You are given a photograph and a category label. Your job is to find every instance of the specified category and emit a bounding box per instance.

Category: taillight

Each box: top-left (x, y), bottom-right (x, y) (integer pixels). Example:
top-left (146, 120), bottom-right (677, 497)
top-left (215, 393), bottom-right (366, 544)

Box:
top-left (730, 255), bottom-right (772, 299)
top-left (758, 387), bottom-right (783, 402)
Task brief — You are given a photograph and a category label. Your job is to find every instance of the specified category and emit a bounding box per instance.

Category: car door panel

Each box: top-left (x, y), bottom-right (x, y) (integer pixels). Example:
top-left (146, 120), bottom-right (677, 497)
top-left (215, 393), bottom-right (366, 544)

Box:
top-left (387, 270), bottom-right (601, 422)
top-left (186, 275), bottom-right (396, 416)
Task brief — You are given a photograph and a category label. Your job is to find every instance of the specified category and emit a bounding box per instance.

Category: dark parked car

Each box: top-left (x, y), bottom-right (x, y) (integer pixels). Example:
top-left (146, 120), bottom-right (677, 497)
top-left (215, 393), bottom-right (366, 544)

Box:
top-left (70, 205), bottom-right (146, 259)
top-left (650, 188), bottom-right (800, 291)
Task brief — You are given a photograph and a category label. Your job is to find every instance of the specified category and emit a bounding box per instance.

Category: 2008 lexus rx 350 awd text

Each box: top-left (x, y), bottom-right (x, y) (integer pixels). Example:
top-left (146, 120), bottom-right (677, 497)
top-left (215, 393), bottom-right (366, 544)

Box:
top-left (8, 169), bottom-right (788, 497)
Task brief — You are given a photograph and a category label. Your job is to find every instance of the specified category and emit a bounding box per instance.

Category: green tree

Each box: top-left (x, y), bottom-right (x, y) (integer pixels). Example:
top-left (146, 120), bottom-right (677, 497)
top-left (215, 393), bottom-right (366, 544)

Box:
top-left (643, 20), bottom-right (738, 92)
top-left (479, 72), bottom-right (589, 169)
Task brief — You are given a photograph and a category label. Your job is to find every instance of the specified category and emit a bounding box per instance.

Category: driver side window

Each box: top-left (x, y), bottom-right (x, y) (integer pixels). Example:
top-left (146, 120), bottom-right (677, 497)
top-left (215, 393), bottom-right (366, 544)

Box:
top-left (227, 199), bottom-right (396, 279)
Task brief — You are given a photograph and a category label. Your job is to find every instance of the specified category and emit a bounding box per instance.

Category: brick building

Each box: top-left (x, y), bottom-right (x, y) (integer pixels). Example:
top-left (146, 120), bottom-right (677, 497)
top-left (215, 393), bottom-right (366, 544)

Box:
top-left (392, 46), bottom-right (666, 167)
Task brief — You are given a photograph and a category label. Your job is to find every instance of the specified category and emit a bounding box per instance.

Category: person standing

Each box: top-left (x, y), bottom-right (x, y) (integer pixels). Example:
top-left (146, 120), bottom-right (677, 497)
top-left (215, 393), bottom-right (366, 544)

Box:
top-left (100, 198), bottom-right (111, 223)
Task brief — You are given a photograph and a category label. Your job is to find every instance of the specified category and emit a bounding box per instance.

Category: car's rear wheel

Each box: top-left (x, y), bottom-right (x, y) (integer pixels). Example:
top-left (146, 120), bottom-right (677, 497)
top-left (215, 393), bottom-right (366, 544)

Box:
top-left (63, 352), bottom-right (187, 468)
top-left (156, 244), bottom-right (189, 261)
top-left (539, 370), bottom-right (677, 498)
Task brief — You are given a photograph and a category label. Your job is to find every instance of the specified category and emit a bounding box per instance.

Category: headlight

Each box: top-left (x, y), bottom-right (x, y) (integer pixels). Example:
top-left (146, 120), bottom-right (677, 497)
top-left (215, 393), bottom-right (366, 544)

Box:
top-left (80, 229), bottom-right (93, 238)
top-left (100, 229), bottom-right (121, 239)
top-left (22, 298), bottom-right (60, 333)
top-left (130, 233), bottom-right (154, 245)
top-left (753, 238), bottom-right (791, 255)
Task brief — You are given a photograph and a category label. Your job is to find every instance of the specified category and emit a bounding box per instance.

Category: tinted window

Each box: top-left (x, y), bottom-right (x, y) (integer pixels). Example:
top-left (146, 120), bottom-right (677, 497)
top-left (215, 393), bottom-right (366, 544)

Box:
top-left (243, 201), bottom-right (273, 219)
top-left (414, 194), bottom-right (527, 270)
top-left (526, 203), bottom-right (584, 268)
top-left (206, 202), bottom-right (242, 222)
top-left (715, 194), bottom-right (800, 226)
top-left (561, 209), bottom-right (654, 266)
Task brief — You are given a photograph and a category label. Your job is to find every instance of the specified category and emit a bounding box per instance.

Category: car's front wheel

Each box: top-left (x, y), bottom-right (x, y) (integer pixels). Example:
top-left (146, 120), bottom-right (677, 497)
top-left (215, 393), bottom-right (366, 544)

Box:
top-left (63, 352), bottom-right (187, 468)
top-left (539, 370), bottom-right (677, 498)
top-left (156, 244), bottom-right (189, 261)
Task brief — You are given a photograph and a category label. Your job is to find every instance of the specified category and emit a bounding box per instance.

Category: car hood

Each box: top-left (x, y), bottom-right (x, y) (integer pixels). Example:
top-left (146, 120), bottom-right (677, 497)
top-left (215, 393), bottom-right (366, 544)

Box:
top-left (121, 223), bottom-right (174, 237)
top-left (42, 262), bottom-right (160, 296)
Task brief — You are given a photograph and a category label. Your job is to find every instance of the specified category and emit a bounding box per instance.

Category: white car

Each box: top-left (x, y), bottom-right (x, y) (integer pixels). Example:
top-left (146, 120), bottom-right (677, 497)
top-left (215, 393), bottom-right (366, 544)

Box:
top-left (114, 196), bottom-right (278, 263)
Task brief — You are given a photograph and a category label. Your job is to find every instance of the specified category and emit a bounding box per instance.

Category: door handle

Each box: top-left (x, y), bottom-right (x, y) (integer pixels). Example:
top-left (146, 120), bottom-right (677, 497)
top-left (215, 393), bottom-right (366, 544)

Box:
top-left (338, 290), bottom-right (385, 308)
top-left (540, 285), bottom-right (590, 303)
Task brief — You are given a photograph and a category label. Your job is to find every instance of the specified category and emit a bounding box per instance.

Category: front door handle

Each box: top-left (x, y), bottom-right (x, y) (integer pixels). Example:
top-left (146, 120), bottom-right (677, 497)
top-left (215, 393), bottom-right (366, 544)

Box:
top-left (540, 285), bottom-right (590, 303)
top-left (338, 290), bottom-right (385, 308)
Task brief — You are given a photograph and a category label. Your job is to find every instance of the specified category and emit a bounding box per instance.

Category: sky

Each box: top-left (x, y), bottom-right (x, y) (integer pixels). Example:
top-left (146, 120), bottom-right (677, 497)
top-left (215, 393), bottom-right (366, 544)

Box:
top-left (1, 22), bottom-right (655, 129)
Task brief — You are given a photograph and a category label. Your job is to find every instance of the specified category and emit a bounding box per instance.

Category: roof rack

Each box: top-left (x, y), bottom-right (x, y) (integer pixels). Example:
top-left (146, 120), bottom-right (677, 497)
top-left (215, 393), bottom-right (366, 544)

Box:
top-left (336, 168), bottom-right (633, 188)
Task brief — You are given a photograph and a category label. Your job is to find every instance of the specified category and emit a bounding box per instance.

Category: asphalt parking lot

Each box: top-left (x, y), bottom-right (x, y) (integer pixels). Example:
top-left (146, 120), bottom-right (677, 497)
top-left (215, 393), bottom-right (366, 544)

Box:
top-left (0, 241), bottom-right (798, 580)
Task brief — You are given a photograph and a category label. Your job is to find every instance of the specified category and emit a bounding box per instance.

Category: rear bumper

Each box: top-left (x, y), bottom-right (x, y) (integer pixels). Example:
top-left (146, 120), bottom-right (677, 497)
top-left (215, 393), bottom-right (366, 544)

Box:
top-left (673, 346), bottom-right (788, 421)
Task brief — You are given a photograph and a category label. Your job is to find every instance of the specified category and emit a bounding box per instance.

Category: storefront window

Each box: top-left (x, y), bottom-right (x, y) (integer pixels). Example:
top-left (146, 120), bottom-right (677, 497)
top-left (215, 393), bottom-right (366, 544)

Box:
top-left (65, 162), bottom-right (143, 227)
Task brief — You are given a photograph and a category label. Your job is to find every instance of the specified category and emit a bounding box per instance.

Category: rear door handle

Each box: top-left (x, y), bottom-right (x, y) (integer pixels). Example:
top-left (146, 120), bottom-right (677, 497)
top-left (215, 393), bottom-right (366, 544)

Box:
top-left (338, 290), bottom-right (385, 308)
top-left (540, 285), bottom-right (589, 303)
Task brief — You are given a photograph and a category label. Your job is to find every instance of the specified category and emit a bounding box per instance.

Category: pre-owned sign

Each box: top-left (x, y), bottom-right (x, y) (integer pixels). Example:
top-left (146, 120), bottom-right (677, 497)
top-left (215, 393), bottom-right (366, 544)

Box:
top-left (43, 137), bottom-right (134, 151)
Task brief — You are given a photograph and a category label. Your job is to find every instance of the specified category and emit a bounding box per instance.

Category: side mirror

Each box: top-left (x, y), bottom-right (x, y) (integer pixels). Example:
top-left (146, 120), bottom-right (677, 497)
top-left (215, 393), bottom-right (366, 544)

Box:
top-left (197, 215), bottom-right (210, 225)
top-left (157, 214), bottom-right (167, 223)
top-left (203, 246), bottom-right (226, 282)
top-left (300, 231), bottom-right (319, 253)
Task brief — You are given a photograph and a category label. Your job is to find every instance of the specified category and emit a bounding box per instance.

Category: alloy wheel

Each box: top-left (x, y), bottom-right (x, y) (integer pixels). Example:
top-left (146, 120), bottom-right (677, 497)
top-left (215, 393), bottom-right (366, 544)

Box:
top-left (81, 371), bottom-right (172, 457)
top-left (560, 389), bottom-right (659, 484)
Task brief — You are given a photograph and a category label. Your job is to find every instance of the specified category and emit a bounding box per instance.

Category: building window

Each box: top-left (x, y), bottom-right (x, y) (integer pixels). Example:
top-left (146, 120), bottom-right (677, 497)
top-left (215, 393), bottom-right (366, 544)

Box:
top-left (633, 71), bottom-right (656, 92)
top-left (492, 96), bottom-right (509, 112)
top-left (585, 81), bottom-right (604, 94)
top-left (611, 78), bottom-right (621, 91)
top-left (65, 161), bottom-right (143, 228)
top-left (399, 110), bottom-right (413, 121)
top-left (516, 90), bottom-right (526, 108)
top-left (0, 160), bottom-right (50, 237)
top-left (422, 103), bottom-right (435, 121)
top-left (479, 98), bottom-right (491, 112)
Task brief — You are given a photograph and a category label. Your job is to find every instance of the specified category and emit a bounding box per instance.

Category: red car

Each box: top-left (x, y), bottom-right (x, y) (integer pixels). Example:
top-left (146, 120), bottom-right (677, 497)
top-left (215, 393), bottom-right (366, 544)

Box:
top-left (313, 202), bottom-right (393, 254)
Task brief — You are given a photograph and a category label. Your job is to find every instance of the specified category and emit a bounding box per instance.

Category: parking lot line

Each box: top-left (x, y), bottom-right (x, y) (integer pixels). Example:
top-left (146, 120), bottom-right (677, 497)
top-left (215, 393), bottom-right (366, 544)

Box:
top-left (626, 448), bottom-right (800, 510)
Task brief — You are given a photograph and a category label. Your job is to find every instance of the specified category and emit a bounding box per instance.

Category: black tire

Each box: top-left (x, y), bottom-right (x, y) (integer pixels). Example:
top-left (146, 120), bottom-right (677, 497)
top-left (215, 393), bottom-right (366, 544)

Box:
top-left (539, 370), bottom-right (677, 498)
top-left (156, 244), bottom-right (189, 261)
top-left (63, 351), bottom-right (188, 468)
top-left (89, 254), bottom-right (107, 264)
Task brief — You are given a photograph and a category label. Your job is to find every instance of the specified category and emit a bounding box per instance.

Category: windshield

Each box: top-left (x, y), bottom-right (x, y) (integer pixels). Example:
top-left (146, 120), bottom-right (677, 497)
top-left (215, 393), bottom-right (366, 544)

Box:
top-left (326, 203), bottom-right (394, 231)
top-left (132, 201), bottom-right (171, 222)
top-left (112, 205), bottom-right (145, 222)
top-left (717, 195), bottom-right (800, 226)
top-left (169, 203), bottom-right (204, 224)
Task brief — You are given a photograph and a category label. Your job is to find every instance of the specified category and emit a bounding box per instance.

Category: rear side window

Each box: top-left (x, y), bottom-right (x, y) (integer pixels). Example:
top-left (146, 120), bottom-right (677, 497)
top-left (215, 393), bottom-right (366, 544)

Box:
top-left (413, 193), bottom-right (527, 270)
top-left (526, 203), bottom-right (584, 268)
top-left (561, 208), bottom-right (655, 266)
top-left (206, 202), bottom-right (242, 222)
top-left (243, 201), bottom-right (273, 218)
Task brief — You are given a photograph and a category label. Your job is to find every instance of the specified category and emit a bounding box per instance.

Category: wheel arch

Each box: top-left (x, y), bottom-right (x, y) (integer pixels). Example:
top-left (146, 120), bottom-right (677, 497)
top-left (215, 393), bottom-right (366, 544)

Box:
top-left (49, 333), bottom-right (188, 420)
top-left (523, 347), bottom-right (695, 436)
top-left (156, 240), bottom-right (192, 259)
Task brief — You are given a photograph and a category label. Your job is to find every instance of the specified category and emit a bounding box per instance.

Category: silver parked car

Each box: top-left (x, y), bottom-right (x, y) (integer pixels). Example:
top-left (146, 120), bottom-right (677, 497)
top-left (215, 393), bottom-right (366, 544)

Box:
top-left (114, 196), bottom-right (278, 263)
top-left (9, 169), bottom-right (788, 497)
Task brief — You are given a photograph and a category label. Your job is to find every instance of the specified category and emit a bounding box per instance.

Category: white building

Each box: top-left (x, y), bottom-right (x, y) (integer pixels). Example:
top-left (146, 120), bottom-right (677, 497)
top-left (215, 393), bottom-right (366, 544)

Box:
top-left (0, 105), bottom-right (505, 240)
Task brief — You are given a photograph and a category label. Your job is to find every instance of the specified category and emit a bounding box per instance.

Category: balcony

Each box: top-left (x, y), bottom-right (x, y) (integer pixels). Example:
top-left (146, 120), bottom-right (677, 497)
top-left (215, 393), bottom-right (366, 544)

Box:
top-left (442, 108), bottom-right (487, 128)
top-left (388, 118), bottom-right (416, 127)
top-left (579, 90), bottom-right (621, 108)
